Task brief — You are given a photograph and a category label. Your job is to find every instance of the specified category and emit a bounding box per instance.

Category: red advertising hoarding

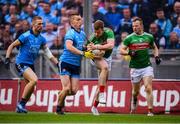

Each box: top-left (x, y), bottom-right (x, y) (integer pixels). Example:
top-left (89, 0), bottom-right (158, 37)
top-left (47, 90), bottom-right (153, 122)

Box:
top-left (0, 79), bottom-right (180, 114)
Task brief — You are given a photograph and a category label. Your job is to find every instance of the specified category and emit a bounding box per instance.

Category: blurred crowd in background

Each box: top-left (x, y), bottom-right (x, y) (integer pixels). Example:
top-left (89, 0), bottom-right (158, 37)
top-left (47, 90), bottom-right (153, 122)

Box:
top-left (0, 0), bottom-right (180, 51)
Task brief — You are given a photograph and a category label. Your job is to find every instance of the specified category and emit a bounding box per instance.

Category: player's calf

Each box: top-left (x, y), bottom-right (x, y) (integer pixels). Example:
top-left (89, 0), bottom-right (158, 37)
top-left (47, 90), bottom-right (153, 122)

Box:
top-left (99, 86), bottom-right (106, 104)
top-left (130, 97), bottom-right (137, 114)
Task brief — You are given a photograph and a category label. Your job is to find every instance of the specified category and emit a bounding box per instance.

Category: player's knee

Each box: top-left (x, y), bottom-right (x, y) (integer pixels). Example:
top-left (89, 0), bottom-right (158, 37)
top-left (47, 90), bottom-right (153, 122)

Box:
top-left (132, 90), bottom-right (139, 96)
top-left (29, 78), bottom-right (38, 86)
top-left (101, 66), bottom-right (108, 73)
top-left (71, 89), bottom-right (78, 95)
top-left (63, 87), bottom-right (71, 94)
top-left (145, 85), bottom-right (152, 94)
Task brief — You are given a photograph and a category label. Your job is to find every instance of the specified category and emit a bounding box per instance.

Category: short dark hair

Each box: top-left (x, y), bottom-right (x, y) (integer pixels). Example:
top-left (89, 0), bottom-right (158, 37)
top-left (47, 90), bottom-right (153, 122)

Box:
top-left (132, 17), bottom-right (143, 24)
top-left (156, 8), bottom-right (164, 12)
top-left (70, 13), bottom-right (80, 19)
top-left (94, 20), bottom-right (104, 30)
top-left (32, 16), bottom-right (42, 22)
top-left (69, 13), bottom-right (81, 23)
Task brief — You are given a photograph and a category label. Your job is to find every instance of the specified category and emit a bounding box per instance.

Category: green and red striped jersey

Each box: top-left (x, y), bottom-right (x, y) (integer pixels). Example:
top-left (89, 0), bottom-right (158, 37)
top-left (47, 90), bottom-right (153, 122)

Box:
top-left (87, 28), bottom-right (115, 58)
top-left (123, 32), bottom-right (154, 68)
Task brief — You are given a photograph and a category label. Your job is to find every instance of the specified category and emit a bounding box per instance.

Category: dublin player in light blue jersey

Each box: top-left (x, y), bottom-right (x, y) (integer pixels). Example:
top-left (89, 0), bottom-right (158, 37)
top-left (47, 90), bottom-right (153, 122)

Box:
top-left (56, 14), bottom-right (94, 115)
top-left (5, 16), bottom-right (58, 113)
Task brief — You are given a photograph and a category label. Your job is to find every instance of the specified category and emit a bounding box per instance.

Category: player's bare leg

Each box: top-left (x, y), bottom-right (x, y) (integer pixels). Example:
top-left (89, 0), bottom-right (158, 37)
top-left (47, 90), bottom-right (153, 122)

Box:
top-left (56, 75), bottom-right (71, 115)
top-left (91, 59), bottom-right (108, 115)
top-left (16, 68), bottom-right (37, 113)
top-left (143, 76), bottom-right (154, 116)
top-left (22, 69), bottom-right (38, 100)
top-left (130, 82), bottom-right (140, 114)
top-left (96, 59), bottom-right (108, 104)
top-left (91, 87), bottom-right (100, 115)
top-left (70, 78), bottom-right (79, 95)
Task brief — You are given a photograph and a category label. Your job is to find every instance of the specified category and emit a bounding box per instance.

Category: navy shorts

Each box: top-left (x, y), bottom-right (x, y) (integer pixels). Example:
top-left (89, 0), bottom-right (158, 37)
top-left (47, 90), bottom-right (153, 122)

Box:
top-left (15, 63), bottom-right (35, 76)
top-left (59, 61), bottom-right (80, 78)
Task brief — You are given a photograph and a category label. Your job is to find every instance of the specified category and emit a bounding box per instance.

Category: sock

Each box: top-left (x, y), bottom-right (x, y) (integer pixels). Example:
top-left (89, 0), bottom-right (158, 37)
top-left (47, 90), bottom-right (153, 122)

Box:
top-left (148, 108), bottom-right (153, 113)
top-left (99, 85), bottom-right (105, 93)
top-left (56, 105), bottom-right (64, 112)
top-left (133, 97), bottom-right (137, 102)
top-left (19, 98), bottom-right (27, 107)
top-left (56, 105), bottom-right (61, 112)
top-left (93, 100), bottom-right (99, 107)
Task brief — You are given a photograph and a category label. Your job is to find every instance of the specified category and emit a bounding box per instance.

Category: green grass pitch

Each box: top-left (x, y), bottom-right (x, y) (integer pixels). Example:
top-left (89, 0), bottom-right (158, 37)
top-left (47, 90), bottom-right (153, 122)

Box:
top-left (0, 112), bottom-right (180, 123)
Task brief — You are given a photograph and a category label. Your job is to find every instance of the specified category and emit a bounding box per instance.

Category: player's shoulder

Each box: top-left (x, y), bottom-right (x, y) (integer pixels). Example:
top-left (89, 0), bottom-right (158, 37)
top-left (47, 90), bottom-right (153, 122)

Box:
top-left (67, 28), bottom-right (74, 34)
top-left (144, 32), bottom-right (153, 37)
top-left (89, 33), bottom-right (95, 41)
top-left (21, 30), bottom-right (31, 37)
top-left (125, 32), bottom-right (134, 39)
top-left (39, 33), bottom-right (46, 40)
top-left (80, 29), bottom-right (86, 36)
top-left (104, 27), bottom-right (113, 33)
top-left (65, 28), bottom-right (75, 37)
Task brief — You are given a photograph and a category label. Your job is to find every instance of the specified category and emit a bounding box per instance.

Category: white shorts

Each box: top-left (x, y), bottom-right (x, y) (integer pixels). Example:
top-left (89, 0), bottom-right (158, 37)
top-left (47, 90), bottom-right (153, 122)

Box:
top-left (130, 66), bottom-right (154, 83)
top-left (90, 56), bottom-right (112, 71)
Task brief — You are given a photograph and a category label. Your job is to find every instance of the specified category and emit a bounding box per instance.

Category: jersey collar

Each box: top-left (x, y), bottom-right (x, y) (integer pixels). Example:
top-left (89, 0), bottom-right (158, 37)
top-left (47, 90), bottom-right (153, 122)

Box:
top-left (133, 32), bottom-right (145, 36)
top-left (71, 26), bottom-right (81, 33)
top-left (30, 29), bottom-right (39, 37)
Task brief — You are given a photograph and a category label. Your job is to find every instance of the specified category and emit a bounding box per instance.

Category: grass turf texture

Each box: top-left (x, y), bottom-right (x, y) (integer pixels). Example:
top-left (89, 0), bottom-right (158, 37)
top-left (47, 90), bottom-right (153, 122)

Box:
top-left (0, 112), bottom-right (180, 123)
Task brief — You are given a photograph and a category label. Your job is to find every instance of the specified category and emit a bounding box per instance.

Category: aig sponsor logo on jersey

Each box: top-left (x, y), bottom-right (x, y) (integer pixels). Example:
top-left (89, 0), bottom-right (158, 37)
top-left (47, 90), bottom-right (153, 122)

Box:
top-left (77, 41), bottom-right (84, 50)
top-left (29, 45), bottom-right (40, 53)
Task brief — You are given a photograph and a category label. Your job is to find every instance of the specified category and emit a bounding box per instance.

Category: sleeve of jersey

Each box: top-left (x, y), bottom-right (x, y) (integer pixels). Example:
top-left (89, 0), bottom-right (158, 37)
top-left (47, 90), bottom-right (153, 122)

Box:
top-left (123, 37), bottom-right (130, 47)
top-left (18, 34), bottom-right (26, 44)
top-left (107, 29), bottom-right (115, 39)
top-left (42, 36), bottom-right (47, 46)
top-left (64, 31), bottom-right (74, 43)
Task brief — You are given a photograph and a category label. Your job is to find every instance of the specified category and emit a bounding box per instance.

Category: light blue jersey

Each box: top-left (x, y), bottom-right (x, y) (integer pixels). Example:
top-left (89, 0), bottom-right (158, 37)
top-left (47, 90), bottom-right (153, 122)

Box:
top-left (60, 27), bottom-right (86, 66)
top-left (16, 30), bottom-right (46, 65)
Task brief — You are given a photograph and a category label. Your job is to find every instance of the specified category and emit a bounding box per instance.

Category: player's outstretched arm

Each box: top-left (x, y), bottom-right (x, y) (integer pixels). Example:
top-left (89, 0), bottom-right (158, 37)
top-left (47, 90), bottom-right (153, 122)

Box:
top-left (5, 40), bottom-right (21, 69)
top-left (87, 39), bottom-right (114, 51)
top-left (43, 45), bottom-right (58, 65)
top-left (66, 40), bottom-right (94, 59)
top-left (6, 40), bottom-right (21, 58)
top-left (152, 42), bottom-right (161, 65)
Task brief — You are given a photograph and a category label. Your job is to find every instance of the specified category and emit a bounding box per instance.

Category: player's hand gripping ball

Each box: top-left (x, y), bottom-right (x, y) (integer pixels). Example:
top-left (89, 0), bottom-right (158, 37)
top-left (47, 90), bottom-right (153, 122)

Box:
top-left (91, 49), bottom-right (105, 59)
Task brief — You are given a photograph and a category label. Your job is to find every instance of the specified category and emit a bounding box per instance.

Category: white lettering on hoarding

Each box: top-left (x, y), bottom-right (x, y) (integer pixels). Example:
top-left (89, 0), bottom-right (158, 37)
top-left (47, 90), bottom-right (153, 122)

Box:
top-left (48, 90), bottom-right (58, 112)
top-left (74, 90), bottom-right (83, 106)
top-left (66, 96), bottom-right (74, 107)
top-left (0, 88), bottom-right (12, 104)
top-left (36, 90), bottom-right (49, 106)
top-left (153, 90), bottom-right (165, 107)
top-left (113, 91), bottom-right (126, 107)
top-left (139, 85), bottom-right (180, 111)
top-left (0, 84), bottom-right (179, 112)
top-left (165, 90), bottom-right (179, 111)
top-left (139, 85), bottom-right (147, 106)
top-left (83, 85), bottom-right (97, 106)
top-left (106, 85), bottom-right (113, 107)
top-left (26, 90), bottom-right (59, 112)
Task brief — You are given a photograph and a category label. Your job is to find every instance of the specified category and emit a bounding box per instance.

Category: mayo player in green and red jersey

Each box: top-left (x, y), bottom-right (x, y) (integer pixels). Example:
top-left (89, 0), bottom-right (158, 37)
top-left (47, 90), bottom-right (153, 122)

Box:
top-left (120, 17), bottom-right (161, 116)
top-left (86, 20), bottom-right (115, 115)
